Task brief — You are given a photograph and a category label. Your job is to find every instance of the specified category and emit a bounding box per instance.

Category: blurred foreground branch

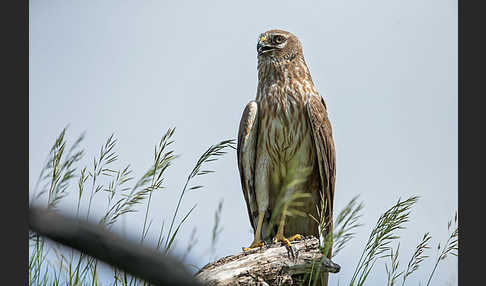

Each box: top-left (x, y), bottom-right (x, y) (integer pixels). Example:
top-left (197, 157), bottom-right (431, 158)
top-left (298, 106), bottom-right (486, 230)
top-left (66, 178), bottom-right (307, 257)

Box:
top-left (28, 206), bottom-right (202, 286)
top-left (196, 236), bottom-right (340, 285)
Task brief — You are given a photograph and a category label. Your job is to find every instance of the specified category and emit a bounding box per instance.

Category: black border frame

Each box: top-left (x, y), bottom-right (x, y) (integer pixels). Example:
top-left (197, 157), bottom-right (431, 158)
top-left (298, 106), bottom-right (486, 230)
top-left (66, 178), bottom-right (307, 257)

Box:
top-left (8, 0), bottom-right (472, 284)
top-left (4, 0), bottom-right (28, 284)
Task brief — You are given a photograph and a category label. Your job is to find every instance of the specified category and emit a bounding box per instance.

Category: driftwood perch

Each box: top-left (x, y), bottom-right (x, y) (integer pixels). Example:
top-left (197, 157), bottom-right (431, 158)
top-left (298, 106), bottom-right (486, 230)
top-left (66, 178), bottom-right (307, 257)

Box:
top-left (196, 236), bottom-right (340, 285)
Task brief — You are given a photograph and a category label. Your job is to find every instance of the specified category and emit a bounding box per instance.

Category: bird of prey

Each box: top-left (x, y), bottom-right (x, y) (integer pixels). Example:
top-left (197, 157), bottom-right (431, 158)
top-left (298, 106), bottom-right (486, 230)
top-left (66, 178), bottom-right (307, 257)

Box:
top-left (237, 29), bottom-right (336, 265)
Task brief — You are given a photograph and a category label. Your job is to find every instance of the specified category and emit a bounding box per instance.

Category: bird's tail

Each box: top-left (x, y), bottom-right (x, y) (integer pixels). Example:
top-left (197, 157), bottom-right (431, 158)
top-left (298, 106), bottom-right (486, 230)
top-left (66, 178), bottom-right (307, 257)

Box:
top-left (319, 219), bottom-right (333, 286)
top-left (319, 272), bottom-right (329, 286)
top-left (318, 246), bottom-right (332, 286)
top-left (260, 216), bottom-right (276, 243)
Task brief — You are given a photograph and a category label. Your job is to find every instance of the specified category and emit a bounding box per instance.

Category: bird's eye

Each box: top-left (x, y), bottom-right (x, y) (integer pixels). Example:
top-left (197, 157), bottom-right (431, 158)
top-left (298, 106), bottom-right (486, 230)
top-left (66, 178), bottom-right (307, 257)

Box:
top-left (274, 35), bottom-right (285, 44)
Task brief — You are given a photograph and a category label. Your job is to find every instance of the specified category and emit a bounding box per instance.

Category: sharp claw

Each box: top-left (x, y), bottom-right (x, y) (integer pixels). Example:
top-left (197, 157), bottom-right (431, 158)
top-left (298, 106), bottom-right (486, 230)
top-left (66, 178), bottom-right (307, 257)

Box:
top-left (273, 234), bottom-right (301, 260)
top-left (286, 244), bottom-right (293, 260)
top-left (285, 244), bottom-right (298, 260)
top-left (291, 245), bottom-right (298, 260)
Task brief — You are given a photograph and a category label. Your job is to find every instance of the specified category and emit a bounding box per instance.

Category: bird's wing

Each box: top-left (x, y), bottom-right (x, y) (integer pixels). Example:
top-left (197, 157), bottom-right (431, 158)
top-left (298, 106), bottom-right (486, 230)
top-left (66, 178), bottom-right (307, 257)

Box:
top-left (237, 101), bottom-right (260, 231)
top-left (305, 95), bottom-right (336, 240)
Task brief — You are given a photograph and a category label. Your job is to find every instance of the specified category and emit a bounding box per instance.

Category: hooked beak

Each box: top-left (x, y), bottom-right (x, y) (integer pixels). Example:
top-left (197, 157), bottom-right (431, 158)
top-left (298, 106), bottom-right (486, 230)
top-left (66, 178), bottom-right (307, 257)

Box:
top-left (257, 35), bottom-right (274, 56)
top-left (257, 42), bottom-right (265, 56)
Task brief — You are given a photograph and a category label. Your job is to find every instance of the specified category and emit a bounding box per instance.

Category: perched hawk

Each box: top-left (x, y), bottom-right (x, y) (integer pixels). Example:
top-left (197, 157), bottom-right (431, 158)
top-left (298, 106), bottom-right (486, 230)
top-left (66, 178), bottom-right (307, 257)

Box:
top-left (237, 29), bottom-right (336, 272)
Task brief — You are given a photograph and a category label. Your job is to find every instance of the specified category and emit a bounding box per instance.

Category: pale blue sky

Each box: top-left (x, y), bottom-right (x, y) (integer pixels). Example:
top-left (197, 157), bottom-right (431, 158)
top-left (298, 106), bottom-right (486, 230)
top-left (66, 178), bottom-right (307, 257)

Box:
top-left (29, 0), bottom-right (457, 285)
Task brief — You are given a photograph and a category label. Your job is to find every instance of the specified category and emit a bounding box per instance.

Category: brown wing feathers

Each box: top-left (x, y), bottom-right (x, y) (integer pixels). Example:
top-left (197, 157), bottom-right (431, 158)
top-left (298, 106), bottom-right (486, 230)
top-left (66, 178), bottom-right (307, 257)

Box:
top-left (306, 96), bottom-right (336, 248)
top-left (237, 101), bottom-right (259, 231)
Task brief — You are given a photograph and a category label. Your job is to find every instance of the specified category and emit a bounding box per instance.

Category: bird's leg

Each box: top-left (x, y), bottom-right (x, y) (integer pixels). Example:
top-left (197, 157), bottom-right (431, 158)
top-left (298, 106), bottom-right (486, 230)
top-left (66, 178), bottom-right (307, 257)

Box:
top-left (273, 204), bottom-right (302, 259)
top-left (243, 211), bottom-right (265, 252)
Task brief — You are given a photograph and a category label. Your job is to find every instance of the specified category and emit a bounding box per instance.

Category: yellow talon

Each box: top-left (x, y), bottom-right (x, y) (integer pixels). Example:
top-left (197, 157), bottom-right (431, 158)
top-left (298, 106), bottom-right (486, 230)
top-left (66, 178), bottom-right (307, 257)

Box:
top-left (273, 233), bottom-right (302, 245)
top-left (274, 236), bottom-right (292, 248)
top-left (273, 233), bottom-right (302, 260)
top-left (242, 240), bottom-right (265, 252)
top-left (272, 203), bottom-right (302, 259)
top-left (243, 211), bottom-right (266, 252)
top-left (288, 234), bottom-right (302, 242)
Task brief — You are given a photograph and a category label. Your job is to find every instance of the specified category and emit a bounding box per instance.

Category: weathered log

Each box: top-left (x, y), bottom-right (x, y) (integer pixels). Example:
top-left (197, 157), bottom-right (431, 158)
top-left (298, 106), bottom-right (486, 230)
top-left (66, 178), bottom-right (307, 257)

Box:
top-left (195, 236), bottom-right (340, 285)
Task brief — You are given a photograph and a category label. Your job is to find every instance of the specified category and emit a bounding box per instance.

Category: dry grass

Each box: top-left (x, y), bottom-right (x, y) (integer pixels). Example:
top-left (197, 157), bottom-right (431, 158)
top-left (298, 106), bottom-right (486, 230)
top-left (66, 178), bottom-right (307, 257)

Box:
top-left (29, 127), bottom-right (234, 286)
top-left (29, 128), bottom-right (458, 286)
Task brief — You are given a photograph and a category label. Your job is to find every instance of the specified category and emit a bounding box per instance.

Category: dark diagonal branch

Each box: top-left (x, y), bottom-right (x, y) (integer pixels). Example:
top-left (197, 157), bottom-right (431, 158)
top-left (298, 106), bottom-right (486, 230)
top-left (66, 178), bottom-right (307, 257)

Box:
top-left (28, 206), bottom-right (202, 286)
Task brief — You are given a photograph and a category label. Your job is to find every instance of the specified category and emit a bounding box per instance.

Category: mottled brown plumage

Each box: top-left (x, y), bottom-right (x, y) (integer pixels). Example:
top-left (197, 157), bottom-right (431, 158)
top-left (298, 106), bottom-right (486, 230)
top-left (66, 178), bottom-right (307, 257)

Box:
top-left (237, 30), bottom-right (336, 283)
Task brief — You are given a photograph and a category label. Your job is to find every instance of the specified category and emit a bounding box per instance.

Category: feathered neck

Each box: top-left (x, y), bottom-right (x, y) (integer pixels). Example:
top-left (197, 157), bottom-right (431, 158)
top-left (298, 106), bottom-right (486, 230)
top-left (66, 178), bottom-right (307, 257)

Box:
top-left (256, 54), bottom-right (315, 93)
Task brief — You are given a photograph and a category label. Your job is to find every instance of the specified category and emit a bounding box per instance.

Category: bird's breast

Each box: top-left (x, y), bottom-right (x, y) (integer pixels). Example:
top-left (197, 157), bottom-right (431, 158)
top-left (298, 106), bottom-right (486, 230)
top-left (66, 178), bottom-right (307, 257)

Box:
top-left (257, 94), bottom-right (313, 164)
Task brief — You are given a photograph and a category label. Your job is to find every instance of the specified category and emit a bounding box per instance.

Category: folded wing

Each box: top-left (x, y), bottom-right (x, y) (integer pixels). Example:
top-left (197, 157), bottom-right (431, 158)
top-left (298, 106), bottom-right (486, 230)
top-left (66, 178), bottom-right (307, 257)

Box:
top-left (237, 101), bottom-right (260, 231)
top-left (305, 95), bottom-right (336, 256)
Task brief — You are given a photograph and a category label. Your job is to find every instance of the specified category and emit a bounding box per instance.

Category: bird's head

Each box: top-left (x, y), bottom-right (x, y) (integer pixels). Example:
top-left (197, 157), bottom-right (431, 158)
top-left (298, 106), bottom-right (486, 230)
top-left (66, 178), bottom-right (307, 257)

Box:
top-left (257, 29), bottom-right (303, 61)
